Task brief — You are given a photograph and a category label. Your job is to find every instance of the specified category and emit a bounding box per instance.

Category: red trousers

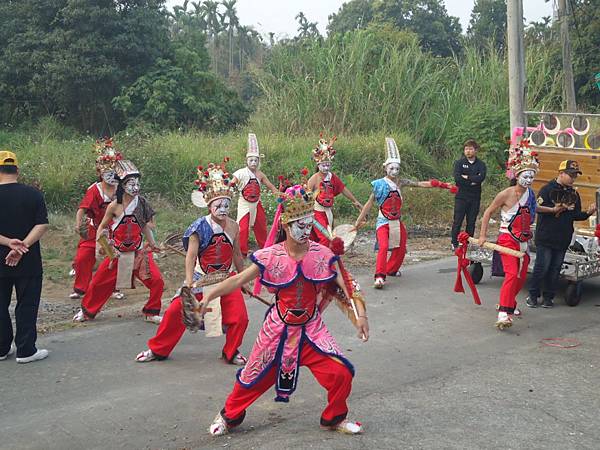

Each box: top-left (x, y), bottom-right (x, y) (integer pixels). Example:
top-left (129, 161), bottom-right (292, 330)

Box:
top-left (497, 233), bottom-right (530, 313)
top-left (238, 202), bottom-right (267, 256)
top-left (72, 240), bottom-right (96, 294)
top-left (148, 289), bottom-right (248, 361)
top-left (375, 223), bottom-right (407, 279)
top-left (81, 253), bottom-right (164, 318)
top-left (310, 210), bottom-right (331, 246)
top-left (222, 345), bottom-right (353, 427)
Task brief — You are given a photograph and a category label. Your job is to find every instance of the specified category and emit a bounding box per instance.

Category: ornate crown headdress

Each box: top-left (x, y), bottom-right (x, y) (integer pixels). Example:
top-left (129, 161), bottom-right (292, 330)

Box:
top-left (312, 134), bottom-right (337, 164)
top-left (507, 140), bottom-right (539, 176)
top-left (94, 137), bottom-right (123, 173)
top-left (278, 168), bottom-right (314, 224)
top-left (383, 137), bottom-right (401, 166)
top-left (114, 159), bottom-right (140, 180)
top-left (192, 157), bottom-right (234, 207)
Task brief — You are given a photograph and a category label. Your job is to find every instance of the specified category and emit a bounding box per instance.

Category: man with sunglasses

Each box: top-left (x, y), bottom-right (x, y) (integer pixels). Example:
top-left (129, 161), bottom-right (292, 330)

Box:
top-left (526, 160), bottom-right (596, 308)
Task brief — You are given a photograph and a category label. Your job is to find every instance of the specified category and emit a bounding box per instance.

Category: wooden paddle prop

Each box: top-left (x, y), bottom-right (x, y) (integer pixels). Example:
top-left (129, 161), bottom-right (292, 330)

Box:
top-left (454, 232), bottom-right (526, 305)
top-left (312, 220), bottom-right (366, 330)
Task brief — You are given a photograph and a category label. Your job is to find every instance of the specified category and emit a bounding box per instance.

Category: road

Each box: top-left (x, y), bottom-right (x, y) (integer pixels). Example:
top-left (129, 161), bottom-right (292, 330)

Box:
top-left (1, 257), bottom-right (599, 450)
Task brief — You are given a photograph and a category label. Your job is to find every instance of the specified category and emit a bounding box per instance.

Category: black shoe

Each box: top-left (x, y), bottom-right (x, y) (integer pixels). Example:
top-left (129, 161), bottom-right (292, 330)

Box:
top-left (541, 298), bottom-right (554, 308)
top-left (526, 296), bottom-right (538, 308)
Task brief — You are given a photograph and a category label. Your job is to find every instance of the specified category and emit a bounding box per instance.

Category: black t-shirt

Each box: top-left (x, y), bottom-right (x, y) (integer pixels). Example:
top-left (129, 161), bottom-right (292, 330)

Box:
top-left (453, 156), bottom-right (487, 199)
top-left (0, 183), bottom-right (49, 277)
top-left (535, 179), bottom-right (590, 250)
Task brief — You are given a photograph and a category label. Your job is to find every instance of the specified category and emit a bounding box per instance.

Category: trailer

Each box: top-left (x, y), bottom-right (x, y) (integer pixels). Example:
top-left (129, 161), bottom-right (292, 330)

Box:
top-left (466, 111), bottom-right (600, 306)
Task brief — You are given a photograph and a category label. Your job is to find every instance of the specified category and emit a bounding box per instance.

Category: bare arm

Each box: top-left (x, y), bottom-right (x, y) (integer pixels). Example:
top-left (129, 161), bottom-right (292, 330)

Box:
top-left (259, 172), bottom-right (280, 196)
top-left (142, 224), bottom-right (160, 251)
top-left (341, 187), bottom-right (362, 210)
top-left (202, 264), bottom-right (261, 304)
top-left (96, 201), bottom-right (117, 240)
top-left (185, 234), bottom-right (200, 287)
top-left (478, 191), bottom-right (507, 245)
top-left (22, 224), bottom-right (49, 248)
top-left (75, 208), bottom-right (86, 230)
top-left (307, 173), bottom-right (319, 192)
top-left (231, 222), bottom-right (245, 272)
top-left (354, 193), bottom-right (375, 229)
top-left (0, 234), bottom-right (28, 253)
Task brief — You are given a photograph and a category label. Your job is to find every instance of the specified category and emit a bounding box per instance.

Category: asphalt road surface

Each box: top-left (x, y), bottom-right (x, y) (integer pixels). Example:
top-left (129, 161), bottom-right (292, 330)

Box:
top-left (2, 257), bottom-right (600, 450)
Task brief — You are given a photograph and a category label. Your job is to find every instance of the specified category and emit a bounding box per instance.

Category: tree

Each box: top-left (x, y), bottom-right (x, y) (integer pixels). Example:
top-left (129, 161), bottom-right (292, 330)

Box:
top-left (467, 0), bottom-right (507, 53)
top-left (222, 0), bottom-right (239, 76)
top-left (570, 0), bottom-right (600, 109)
top-left (327, 0), bottom-right (462, 57)
top-left (0, 0), bottom-right (171, 132)
top-left (295, 11), bottom-right (321, 41)
top-left (113, 33), bottom-right (249, 130)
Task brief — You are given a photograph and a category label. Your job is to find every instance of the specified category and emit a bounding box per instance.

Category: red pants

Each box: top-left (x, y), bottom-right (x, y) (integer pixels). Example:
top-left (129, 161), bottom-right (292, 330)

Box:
top-left (238, 202), bottom-right (267, 256)
top-left (497, 233), bottom-right (530, 313)
top-left (375, 223), bottom-right (407, 279)
top-left (81, 253), bottom-right (164, 318)
top-left (310, 210), bottom-right (331, 246)
top-left (148, 289), bottom-right (248, 361)
top-left (222, 344), bottom-right (352, 427)
top-left (72, 240), bottom-right (96, 294)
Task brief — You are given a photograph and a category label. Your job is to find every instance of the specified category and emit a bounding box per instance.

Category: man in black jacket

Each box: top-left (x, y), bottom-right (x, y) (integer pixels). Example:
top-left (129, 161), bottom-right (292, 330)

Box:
top-left (0, 150), bottom-right (50, 363)
top-left (526, 160), bottom-right (596, 308)
top-left (451, 140), bottom-right (487, 250)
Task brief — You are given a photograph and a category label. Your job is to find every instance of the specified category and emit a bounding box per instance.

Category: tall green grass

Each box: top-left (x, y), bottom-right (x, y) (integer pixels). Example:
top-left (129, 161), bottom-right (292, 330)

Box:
top-left (253, 32), bottom-right (563, 164)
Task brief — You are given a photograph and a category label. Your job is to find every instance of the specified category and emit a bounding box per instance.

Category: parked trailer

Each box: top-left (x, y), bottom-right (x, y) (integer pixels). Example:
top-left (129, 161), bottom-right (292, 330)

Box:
top-left (466, 111), bottom-right (600, 306)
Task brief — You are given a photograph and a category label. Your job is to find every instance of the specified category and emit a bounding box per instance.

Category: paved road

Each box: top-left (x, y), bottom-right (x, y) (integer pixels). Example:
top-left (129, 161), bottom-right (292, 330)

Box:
top-left (2, 257), bottom-right (600, 450)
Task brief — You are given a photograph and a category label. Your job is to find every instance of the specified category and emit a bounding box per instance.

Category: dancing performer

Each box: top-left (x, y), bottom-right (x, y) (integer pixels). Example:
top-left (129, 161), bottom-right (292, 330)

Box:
top-left (477, 144), bottom-right (538, 329)
top-left (354, 137), bottom-right (456, 289)
top-left (230, 133), bottom-right (279, 257)
top-left (198, 181), bottom-right (369, 436)
top-left (69, 139), bottom-right (120, 300)
top-left (307, 136), bottom-right (362, 245)
top-left (73, 160), bottom-right (164, 323)
top-left (135, 159), bottom-right (248, 364)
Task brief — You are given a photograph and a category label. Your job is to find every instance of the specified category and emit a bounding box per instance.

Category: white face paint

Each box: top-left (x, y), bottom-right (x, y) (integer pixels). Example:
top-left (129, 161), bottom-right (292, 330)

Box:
top-left (289, 217), bottom-right (314, 243)
top-left (247, 157), bottom-right (259, 170)
top-left (318, 162), bottom-right (332, 174)
top-left (123, 177), bottom-right (140, 196)
top-left (101, 170), bottom-right (119, 186)
top-left (517, 170), bottom-right (535, 188)
top-left (386, 163), bottom-right (400, 178)
top-left (210, 198), bottom-right (231, 219)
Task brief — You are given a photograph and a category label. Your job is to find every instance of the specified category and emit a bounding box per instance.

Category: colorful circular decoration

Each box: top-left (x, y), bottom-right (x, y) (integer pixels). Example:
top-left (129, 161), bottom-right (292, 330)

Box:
top-left (542, 114), bottom-right (561, 135)
top-left (571, 116), bottom-right (590, 135)
top-left (557, 131), bottom-right (575, 148)
top-left (584, 133), bottom-right (600, 150)
top-left (530, 129), bottom-right (546, 146)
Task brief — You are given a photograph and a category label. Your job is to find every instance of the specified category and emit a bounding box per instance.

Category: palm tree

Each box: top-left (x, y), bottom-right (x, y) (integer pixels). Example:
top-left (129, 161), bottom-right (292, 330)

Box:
top-left (222, 0), bottom-right (239, 76)
top-left (199, 0), bottom-right (222, 73)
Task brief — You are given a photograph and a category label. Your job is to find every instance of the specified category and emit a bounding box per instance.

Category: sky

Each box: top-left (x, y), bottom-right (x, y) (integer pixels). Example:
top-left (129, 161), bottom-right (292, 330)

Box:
top-left (166, 0), bottom-right (554, 39)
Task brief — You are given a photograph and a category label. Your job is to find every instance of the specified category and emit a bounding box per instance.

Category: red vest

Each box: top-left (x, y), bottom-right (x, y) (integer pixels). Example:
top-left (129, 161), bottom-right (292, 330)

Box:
top-left (316, 180), bottom-right (335, 208)
top-left (508, 205), bottom-right (532, 242)
top-left (113, 215), bottom-right (143, 252)
top-left (380, 190), bottom-right (402, 220)
top-left (199, 232), bottom-right (233, 274)
top-left (275, 275), bottom-right (318, 325)
top-left (241, 177), bottom-right (260, 203)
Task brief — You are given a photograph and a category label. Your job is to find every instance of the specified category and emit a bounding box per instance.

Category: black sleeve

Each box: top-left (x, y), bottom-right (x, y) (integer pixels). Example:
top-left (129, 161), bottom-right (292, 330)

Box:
top-left (537, 185), bottom-right (553, 207)
top-left (570, 193), bottom-right (590, 221)
top-left (453, 160), bottom-right (469, 187)
top-left (467, 160), bottom-right (487, 184)
top-left (34, 191), bottom-right (49, 225)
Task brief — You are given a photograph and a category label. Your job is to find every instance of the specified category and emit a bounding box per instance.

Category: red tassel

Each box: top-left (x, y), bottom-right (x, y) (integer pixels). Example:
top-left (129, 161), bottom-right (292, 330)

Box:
top-left (329, 237), bottom-right (345, 256)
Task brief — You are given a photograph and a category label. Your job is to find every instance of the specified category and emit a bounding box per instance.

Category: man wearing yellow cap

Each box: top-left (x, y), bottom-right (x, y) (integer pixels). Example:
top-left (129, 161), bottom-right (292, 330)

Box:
top-left (0, 151), bottom-right (50, 363)
top-left (526, 160), bottom-right (596, 308)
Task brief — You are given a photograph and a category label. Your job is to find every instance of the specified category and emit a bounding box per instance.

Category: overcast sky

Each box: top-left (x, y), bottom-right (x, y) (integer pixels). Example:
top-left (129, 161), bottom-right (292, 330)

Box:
top-left (166, 0), bottom-right (554, 38)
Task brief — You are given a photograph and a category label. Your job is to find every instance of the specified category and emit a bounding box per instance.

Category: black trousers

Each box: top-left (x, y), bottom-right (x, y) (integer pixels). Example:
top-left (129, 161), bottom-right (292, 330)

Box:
top-left (451, 196), bottom-right (481, 246)
top-left (0, 275), bottom-right (43, 358)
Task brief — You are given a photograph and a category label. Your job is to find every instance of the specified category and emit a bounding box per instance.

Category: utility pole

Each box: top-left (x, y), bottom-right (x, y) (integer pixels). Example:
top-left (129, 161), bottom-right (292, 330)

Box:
top-left (558, 0), bottom-right (577, 112)
top-left (507, 0), bottom-right (525, 133)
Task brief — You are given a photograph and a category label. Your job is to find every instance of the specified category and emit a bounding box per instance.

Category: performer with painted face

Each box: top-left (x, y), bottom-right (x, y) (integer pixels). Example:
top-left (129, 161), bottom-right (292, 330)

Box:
top-left (73, 160), bottom-right (164, 323)
top-left (307, 136), bottom-right (362, 245)
top-left (230, 134), bottom-right (279, 257)
top-left (354, 138), bottom-right (456, 289)
top-left (477, 144), bottom-right (538, 329)
top-left (199, 178), bottom-right (369, 436)
top-left (69, 139), bottom-right (121, 300)
top-left (135, 159), bottom-right (249, 365)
